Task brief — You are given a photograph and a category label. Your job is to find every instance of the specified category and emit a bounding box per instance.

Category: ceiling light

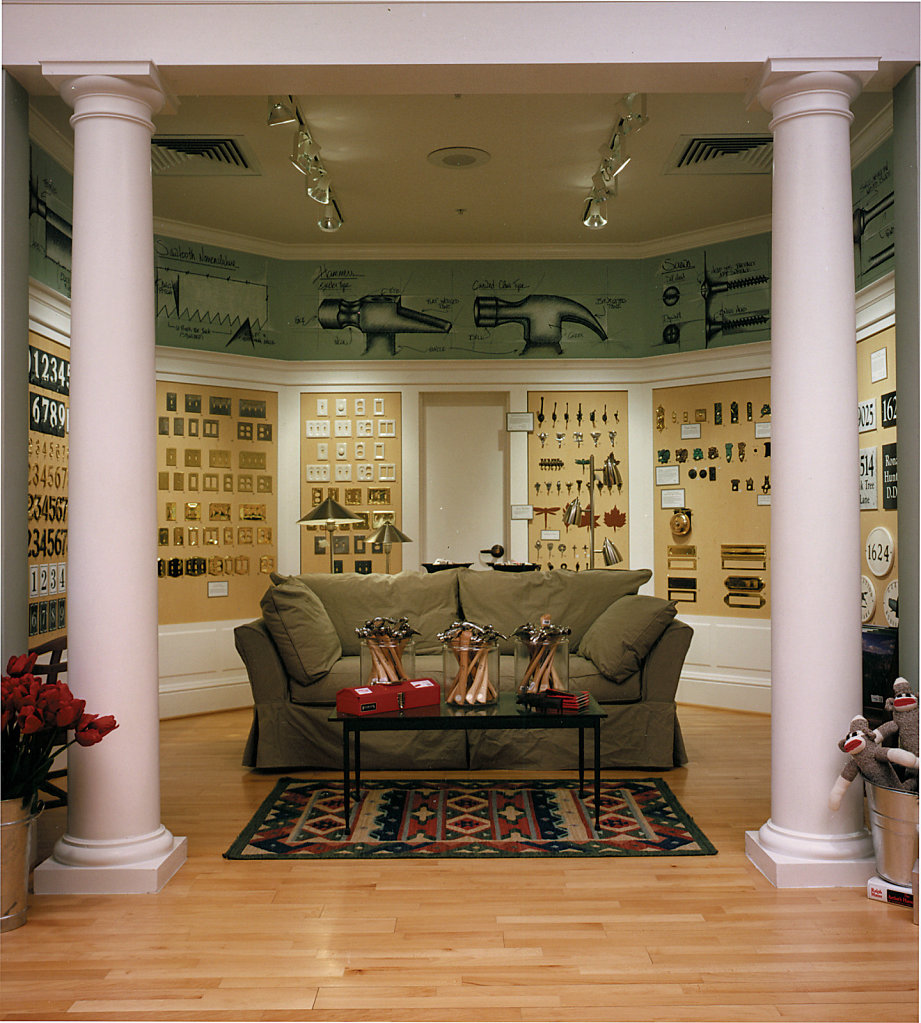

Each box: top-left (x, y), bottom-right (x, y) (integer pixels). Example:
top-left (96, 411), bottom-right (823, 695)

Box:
top-left (618, 92), bottom-right (648, 136)
top-left (290, 129), bottom-right (320, 175)
top-left (306, 169), bottom-right (331, 204)
top-left (582, 191), bottom-right (609, 230)
top-left (267, 96), bottom-right (297, 127)
top-left (601, 135), bottom-right (630, 181)
top-left (318, 197), bottom-right (343, 232)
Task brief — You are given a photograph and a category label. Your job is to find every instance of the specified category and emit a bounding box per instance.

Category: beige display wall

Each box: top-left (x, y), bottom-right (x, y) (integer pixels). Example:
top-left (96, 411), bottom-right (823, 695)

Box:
top-left (156, 382), bottom-right (278, 624)
top-left (28, 330), bottom-right (70, 647)
top-left (857, 325), bottom-right (898, 628)
top-left (299, 391), bottom-right (403, 574)
top-left (526, 390), bottom-right (629, 570)
top-left (652, 377), bottom-right (772, 617)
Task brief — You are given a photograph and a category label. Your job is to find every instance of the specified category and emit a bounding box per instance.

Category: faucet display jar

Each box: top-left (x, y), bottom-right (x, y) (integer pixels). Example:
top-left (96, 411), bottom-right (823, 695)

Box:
top-left (439, 621), bottom-right (504, 706)
top-left (513, 617), bottom-right (571, 693)
top-left (356, 616), bottom-right (417, 685)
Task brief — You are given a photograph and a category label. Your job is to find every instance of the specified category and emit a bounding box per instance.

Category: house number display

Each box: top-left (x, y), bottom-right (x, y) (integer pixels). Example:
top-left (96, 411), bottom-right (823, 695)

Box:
top-left (29, 391), bottom-right (68, 437)
top-left (865, 525), bottom-right (894, 578)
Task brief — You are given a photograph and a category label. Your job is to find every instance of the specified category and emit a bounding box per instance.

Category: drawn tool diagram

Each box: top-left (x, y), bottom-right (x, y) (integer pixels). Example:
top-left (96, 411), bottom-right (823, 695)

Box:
top-left (853, 189), bottom-right (894, 276)
top-left (699, 253), bottom-right (770, 346)
top-left (473, 294), bottom-right (607, 355)
top-left (317, 294), bottom-right (451, 356)
top-left (156, 262), bottom-right (269, 349)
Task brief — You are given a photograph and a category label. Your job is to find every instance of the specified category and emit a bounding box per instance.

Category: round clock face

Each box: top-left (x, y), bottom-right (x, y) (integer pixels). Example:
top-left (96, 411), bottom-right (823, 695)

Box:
top-left (865, 526), bottom-right (894, 578)
top-left (884, 579), bottom-right (899, 627)
top-left (860, 575), bottom-right (876, 624)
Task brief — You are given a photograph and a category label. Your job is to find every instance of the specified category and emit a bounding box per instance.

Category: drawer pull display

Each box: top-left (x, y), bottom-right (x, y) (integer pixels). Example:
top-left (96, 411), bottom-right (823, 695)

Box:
top-left (720, 544), bottom-right (767, 570)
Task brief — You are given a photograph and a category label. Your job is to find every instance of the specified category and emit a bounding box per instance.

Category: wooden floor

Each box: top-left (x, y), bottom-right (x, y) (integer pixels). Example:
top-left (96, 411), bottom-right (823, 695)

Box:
top-left (2, 704), bottom-right (917, 1023)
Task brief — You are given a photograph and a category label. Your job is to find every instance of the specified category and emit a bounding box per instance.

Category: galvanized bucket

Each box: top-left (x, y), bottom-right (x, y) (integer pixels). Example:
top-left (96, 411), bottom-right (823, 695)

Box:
top-left (866, 782), bottom-right (919, 888)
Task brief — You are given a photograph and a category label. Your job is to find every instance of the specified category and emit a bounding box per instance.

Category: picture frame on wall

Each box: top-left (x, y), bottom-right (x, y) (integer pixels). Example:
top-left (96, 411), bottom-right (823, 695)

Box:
top-left (314, 535), bottom-right (327, 555)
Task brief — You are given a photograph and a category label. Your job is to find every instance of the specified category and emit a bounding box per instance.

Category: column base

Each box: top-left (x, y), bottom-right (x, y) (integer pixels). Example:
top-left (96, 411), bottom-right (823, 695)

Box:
top-left (746, 821), bottom-right (875, 888)
top-left (33, 835), bottom-right (187, 894)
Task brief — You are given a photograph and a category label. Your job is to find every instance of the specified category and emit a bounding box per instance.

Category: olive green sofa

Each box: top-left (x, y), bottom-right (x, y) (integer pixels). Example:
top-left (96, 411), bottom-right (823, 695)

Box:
top-left (234, 567), bottom-right (692, 772)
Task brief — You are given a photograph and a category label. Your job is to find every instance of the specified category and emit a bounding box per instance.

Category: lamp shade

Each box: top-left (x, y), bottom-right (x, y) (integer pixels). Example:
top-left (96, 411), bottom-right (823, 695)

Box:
top-left (297, 497), bottom-right (363, 526)
top-left (601, 538), bottom-right (623, 566)
top-left (367, 522), bottom-right (413, 546)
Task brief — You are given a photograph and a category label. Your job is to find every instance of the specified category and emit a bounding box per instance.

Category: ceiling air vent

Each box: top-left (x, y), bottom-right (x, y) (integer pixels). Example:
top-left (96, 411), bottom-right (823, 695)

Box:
top-left (665, 134), bottom-right (774, 175)
top-left (151, 136), bottom-right (261, 176)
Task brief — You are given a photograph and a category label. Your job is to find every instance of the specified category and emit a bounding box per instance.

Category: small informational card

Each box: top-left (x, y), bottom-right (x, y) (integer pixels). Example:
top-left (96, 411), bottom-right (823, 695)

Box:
top-left (540, 528), bottom-right (561, 541)
top-left (510, 504), bottom-right (534, 520)
top-left (655, 465), bottom-right (680, 486)
top-left (870, 348), bottom-right (888, 383)
top-left (506, 412), bottom-right (534, 432)
top-left (660, 488), bottom-right (686, 509)
top-left (680, 423), bottom-right (701, 440)
top-left (754, 422), bottom-right (771, 439)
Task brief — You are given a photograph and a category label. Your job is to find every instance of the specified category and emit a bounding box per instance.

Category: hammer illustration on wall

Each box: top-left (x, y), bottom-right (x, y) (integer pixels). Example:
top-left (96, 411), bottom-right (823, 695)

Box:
top-left (317, 294), bottom-right (451, 356)
top-left (474, 294), bottom-right (607, 355)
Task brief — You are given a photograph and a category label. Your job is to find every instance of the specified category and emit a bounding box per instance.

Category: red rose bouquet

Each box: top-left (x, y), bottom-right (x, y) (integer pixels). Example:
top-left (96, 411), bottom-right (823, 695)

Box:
top-left (1, 652), bottom-right (118, 810)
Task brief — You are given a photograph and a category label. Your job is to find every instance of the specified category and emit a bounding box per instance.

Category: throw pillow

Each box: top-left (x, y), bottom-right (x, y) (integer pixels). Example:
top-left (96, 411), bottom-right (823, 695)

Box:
top-left (260, 579), bottom-right (342, 687)
top-left (579, 594), bottom-right (677, 684)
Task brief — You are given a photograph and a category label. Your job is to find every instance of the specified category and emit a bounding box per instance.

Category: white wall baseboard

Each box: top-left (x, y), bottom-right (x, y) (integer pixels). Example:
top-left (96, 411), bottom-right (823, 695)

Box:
top-left (159, 677), bottom-right (253, 720)
top-left (677, 673), bottom-right (771, 714)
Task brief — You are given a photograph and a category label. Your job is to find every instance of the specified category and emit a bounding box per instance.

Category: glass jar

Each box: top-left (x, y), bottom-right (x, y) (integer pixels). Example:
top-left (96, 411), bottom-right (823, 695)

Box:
top-left (514, 635), bottom-right (569, 694)
top-left (360, 637), bottom-right (415, 686)
top-left (442, 639), bottom-right (500, 706)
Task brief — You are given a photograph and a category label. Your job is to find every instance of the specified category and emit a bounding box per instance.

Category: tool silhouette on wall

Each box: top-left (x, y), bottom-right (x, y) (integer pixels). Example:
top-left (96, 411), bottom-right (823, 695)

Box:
top-left (317, 292), bottom-right (608, 357)
top-left (474, 294), bottom-right (607, 355)
top-left (317, 295), bottom-right (451, 356)
top-left (853, 189), bottom-right (894, 275)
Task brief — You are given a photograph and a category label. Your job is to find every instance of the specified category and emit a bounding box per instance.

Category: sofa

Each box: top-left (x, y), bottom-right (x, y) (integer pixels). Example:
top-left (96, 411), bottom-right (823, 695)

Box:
top-left (234, 567), bottom-right (693, 772)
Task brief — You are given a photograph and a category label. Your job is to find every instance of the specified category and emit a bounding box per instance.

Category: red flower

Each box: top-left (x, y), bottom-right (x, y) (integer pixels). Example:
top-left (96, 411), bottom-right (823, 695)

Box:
top-left (6, 652), bottom-right (38, 677)
top-left (75, 714), bottom-right (119, 747)
top-left (36, 682), bottom-right (85, 728)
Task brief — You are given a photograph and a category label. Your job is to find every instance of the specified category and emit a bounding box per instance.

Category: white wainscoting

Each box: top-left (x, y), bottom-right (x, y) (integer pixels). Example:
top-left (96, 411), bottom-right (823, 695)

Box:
top-left (676, 614), bottom-right (772, 714)
top-left (157, 620), bottom-right (253, 719)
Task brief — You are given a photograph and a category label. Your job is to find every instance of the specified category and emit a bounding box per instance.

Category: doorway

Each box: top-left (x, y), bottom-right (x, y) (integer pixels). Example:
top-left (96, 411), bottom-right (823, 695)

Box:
top-left (419, 392), bottom-right (508, 565)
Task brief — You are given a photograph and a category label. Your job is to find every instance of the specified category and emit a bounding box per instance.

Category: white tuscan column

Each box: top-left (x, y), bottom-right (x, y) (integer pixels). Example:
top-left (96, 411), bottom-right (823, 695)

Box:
top-left (34, 62), bottom-right (186, 893)
top-left (745, 58), bottom-right (879, 887)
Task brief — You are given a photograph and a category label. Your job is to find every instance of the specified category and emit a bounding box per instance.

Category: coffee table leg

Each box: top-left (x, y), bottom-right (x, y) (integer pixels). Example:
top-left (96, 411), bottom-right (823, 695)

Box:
top-left (578, 726), bottom-right (586, 797)
top-left (593, 720), bottom-right (601, 831)
top-left (354, 730), bottom-right (361, 800)
top-left (342, 725), bottom-right (351, 828)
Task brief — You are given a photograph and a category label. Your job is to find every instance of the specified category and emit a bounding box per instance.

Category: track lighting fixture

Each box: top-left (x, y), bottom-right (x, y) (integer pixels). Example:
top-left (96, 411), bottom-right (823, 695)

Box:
top-left (267, 96), bottom-right (297, 127)
top-left (581, 93), bottom-right (647, 230)
top-left (268, 95), bottom-right (345, 232)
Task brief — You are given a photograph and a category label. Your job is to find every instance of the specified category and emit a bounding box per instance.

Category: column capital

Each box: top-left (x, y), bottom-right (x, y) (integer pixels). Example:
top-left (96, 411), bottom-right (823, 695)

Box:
top-left (41, 60), bottom-right (177, 118)
top-left (748, 57), bottom-right (879, 120)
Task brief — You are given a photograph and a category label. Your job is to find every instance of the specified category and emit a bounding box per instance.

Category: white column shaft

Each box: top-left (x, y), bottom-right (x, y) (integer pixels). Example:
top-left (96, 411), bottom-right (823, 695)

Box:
top-left (747, 64), bottom-right (877, 886)
top-left (34, 68), bottom-right (186, 892)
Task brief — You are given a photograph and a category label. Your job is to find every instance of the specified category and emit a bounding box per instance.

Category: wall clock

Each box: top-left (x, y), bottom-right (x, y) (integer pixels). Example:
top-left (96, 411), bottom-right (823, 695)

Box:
top-left (884, 579), bottom-right (899, 627)
top-left (860, 575), bottom-right (876, 624)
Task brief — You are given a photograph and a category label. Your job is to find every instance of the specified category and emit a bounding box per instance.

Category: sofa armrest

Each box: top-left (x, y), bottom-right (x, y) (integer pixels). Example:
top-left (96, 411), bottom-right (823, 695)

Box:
top-left (234, 619), bottom-right (290, 704)
top-left (639, 619), bottom-right (693, 702)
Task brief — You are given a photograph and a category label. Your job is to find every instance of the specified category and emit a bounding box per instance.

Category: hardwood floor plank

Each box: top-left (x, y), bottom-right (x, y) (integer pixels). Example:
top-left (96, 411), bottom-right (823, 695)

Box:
top-left (2, 703), bottom-right (916, 1023)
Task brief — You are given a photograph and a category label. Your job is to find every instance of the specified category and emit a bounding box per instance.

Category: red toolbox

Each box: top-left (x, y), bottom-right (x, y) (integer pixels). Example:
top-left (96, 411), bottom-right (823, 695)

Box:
top-left (335, 678), bottom-right (441, 716)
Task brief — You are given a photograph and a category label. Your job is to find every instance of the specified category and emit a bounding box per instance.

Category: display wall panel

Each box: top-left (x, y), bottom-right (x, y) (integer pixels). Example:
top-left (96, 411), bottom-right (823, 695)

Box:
top-left (156, 381), bottom-right (278, 624)
top-left (652, 377), bottom-right (771, 618)
top-left (526, 390), bottom-right (629, 571)
top-left (27, 330), bottom-right (69, 645)
top-left (856, 325), bottom-right (898, 628)
top-left (299, 391), bottom-right (403, 574)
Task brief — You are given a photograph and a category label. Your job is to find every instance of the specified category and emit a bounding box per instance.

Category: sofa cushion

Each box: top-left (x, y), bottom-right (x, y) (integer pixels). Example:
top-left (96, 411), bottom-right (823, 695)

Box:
top-left (578, 594), bottom-right (677, 684)
top-left (457, 567), bottom-right (652, 654)
top-left (260, 579), bottom-right (342, 689)
top-left (290, 569), bottom-right (460, 655)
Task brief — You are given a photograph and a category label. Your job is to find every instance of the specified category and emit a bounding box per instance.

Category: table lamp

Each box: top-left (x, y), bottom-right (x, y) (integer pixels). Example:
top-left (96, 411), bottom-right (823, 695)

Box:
top-left (367, 521), bottom-right (412, 574)
top-left (298, 497), bottom-right (364, 573)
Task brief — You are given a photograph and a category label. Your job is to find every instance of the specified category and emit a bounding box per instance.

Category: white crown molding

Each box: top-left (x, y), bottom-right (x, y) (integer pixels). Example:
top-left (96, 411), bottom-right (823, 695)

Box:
top-left (28, 106), bottom-right (75, 169)
top-left (850, 99), bottom-right (894, 167)
top-left (28, 279), bottom-right (72, 345)
top-left (855, 270), bottom-right (895, 340)
top-left (151, 214), bottom-right (774, 263)
top-left (156, 338), bottom-right (771, 389)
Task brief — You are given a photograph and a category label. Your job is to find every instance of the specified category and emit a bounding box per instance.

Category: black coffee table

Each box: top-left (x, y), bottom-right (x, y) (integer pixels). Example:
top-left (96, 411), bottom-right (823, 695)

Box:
top-left (329, 691), bottom-right (608, 829)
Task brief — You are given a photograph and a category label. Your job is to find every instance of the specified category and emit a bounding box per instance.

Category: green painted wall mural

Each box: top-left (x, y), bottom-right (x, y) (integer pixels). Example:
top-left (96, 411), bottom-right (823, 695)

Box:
top-left (28, 138), bottom-right (897, 361)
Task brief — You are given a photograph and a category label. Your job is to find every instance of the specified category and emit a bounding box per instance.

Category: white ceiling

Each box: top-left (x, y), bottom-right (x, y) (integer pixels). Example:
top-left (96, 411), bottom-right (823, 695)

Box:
top-left (30, 88), bottom-right (893, 254)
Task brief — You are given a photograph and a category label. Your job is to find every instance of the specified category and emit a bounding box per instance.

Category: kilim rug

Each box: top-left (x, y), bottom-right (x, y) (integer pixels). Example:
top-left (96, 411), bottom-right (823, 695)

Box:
top-left (224, 777), bottom-right (717, 859)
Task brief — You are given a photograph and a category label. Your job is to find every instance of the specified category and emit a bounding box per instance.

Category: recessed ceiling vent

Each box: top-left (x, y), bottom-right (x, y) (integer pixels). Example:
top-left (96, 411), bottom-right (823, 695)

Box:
top-left (665, 134), bottom-right (774, 175)
top-left (151, 136), bottom-right (261, 176)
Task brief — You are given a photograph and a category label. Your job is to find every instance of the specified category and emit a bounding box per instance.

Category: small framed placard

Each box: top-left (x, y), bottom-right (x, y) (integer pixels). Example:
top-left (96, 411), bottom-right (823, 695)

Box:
top-left (754, 422), bottom-right (771, 439)
top-left (870, 348), bottom-right (888, 383)
top-left (655, 465), bottom-right (680, 486)
top-left (511, 504), bottom-right (534, 520)
top-left (540, 528), bottom-right (561, 541)
top-left (680, 423), bottom-right (701, 440)
top-left (506, 412), bottom-right (534, 432)
top-left (208, 580), bottom-right (229, 598)
top-left (660, 488), bottom-right (686, 509)
top-left (757, 494), bottom-right (772, 506)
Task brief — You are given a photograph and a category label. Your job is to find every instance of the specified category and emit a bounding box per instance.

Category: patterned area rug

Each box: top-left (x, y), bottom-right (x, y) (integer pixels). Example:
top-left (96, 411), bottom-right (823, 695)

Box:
top-left (224, 778), bottom-right (717, 859)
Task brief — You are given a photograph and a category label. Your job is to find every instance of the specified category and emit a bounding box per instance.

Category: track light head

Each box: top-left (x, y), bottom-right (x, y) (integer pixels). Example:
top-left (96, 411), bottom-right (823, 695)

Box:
top-left (267, 96), bottom-right (297, 127)
top-left (582, 191), bottom-right (609, 230)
